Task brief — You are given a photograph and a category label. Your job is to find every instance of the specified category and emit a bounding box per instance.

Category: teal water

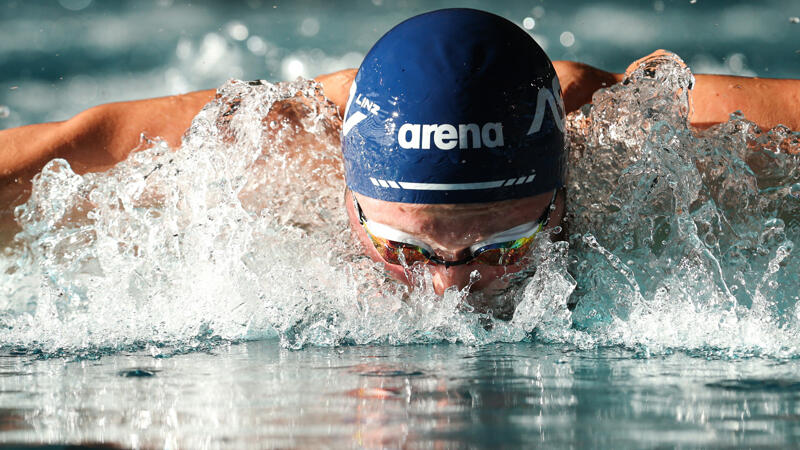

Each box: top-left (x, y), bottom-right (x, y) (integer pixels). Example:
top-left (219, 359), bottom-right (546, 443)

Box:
top-left (4, 342), bottom-right (800, 448)
top-left (2, 0), bottom-right (798, 127)
top-left (1, 0), bottom-right (800, 448)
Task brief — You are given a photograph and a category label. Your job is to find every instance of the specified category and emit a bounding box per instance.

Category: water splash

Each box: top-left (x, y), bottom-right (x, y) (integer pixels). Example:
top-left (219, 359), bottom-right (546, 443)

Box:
top-left (565, 51), bottom-right (800, 357)
top-left (1, 51), bottom-right (798, 358)
top-left (0, 78), bottom-right (572, 356)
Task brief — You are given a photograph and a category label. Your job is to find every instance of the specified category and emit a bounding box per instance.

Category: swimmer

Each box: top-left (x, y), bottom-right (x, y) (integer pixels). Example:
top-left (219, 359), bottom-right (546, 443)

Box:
top-left (1, 9), bottom-right (798, 296)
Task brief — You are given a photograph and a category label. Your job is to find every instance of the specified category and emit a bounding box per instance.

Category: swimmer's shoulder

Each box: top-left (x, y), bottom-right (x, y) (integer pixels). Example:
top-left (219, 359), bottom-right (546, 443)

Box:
top-left (315, 69), bottom-right (357, 115)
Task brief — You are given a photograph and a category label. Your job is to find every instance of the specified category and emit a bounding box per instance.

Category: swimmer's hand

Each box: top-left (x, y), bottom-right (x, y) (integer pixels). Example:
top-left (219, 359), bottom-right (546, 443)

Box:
top-left (626, 50), bottom-right (800, 132)
top-left (623, 49), bottom-right (688, 81)
top-left (315, 69), bottom-right (358, 116)
top-left (557, 50), bottom-right (800, 133)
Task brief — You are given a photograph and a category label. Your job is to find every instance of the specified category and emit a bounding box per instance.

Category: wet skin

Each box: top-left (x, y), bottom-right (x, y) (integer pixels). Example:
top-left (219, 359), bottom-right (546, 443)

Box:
top-left (345, 189), bottom-right (566, 295)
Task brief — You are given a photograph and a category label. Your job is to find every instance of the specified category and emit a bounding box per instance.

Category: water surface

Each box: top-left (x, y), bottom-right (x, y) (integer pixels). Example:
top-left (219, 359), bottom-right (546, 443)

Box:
top-left (4, 342), bottom-right (800, 447)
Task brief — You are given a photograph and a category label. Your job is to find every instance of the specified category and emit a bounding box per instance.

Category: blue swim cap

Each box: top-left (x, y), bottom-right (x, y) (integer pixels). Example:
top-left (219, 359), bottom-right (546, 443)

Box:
top-left (341, 8), bottom-right (566, 204)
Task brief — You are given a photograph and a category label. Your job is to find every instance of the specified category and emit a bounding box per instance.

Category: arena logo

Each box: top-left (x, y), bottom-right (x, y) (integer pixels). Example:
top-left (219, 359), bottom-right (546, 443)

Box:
top-left (343, 77), bottom-right (565, 145)
top-left (397, 123), bottom-right (504, 150)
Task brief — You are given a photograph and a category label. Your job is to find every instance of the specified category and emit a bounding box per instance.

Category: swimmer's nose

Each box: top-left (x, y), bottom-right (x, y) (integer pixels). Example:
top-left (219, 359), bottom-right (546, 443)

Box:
top-left (430, 264), bottom-right (477, 295)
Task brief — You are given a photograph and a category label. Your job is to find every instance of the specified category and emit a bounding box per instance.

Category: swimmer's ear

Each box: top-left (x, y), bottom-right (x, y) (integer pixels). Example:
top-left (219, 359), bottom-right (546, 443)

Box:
top-left (315, 69), bottom-right (357, 116)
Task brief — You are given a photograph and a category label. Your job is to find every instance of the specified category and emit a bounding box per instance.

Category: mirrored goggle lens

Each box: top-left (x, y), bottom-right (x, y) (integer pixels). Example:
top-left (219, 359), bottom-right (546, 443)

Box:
top-left (368, 235), bottom-right (432, 266)
top-left (469, 235), bottom-right (538, 266)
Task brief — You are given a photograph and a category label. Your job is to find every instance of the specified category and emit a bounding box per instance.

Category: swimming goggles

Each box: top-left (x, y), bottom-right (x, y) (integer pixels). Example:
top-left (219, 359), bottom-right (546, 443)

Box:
top-left (353, 190), bottom-right (557, 267)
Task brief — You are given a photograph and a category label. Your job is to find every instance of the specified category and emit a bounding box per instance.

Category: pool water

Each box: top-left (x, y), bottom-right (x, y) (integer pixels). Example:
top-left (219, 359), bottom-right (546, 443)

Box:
top-left (2, 0), bottom-right (798, 127)
top-left (1, 0), bottom-right (800, 447)
top-left (4, 341), bottom-right (800, 448)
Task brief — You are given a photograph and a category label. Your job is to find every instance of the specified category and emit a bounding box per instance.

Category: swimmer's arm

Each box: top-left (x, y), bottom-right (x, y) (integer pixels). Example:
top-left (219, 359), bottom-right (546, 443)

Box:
top-left (553, 59), bottom-right (800, 131)
top-left (0, 90), bottom-right (215, 208)
top-left (0, 70), bottom-right (352, 180)
top-left (0, 72), bottom-right (349, 211)
top-left (689, 75), bottom-right (800, 130)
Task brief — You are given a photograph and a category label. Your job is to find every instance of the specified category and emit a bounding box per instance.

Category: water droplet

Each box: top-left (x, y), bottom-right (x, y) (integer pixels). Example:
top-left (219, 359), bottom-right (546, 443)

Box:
top-left (559, 31), bottom-right (575, 47)
top-left (522, 17), bottom-right (535, 30)
top-left (247, 36), bottom-right (267, 55)
top-left (0, 106), bottom-right (9, 119)
top-left (226, 22), bottom-right (249, 41)
top-left (299, 17), bottom-right (320, 37)
top-left (282, 57), bottom-right (306, 79)
top-left (175, 37), bottom-right (192, 60)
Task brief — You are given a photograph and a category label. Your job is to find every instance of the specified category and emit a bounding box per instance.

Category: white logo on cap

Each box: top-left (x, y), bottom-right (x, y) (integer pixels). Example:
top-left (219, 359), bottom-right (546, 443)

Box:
top-left (342, 80), bottom-right (367, 137)
top-left (527, 77), bottom-right (565, 135)
top-left (345, 77), bottom-right (564, 143)
top-left (397, 123), bottom-right (504, 150)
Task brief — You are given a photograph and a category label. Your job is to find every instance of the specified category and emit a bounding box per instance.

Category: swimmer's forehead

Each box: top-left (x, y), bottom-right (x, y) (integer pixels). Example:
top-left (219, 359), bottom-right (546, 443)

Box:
top-left (356, 194), bottom-right (538, 214)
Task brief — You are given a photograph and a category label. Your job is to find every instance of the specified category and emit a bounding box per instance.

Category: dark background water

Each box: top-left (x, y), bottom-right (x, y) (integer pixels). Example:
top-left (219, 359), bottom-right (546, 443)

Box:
top-left (1, 0), bottom-right (798, 127)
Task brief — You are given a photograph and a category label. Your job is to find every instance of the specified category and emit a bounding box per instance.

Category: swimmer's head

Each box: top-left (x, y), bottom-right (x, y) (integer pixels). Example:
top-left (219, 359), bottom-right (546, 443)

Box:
top-left (341, 8), bottom-right (566, 204)
top-left (341, 9), bottom-right (566, 295)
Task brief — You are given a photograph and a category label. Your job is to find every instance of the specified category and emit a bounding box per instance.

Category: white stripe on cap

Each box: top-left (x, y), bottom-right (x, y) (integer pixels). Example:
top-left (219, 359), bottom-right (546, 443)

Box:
top-left (368, 173), bottom-right (537, 191)
top-left (398, 180), bottom-right (506, 190)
